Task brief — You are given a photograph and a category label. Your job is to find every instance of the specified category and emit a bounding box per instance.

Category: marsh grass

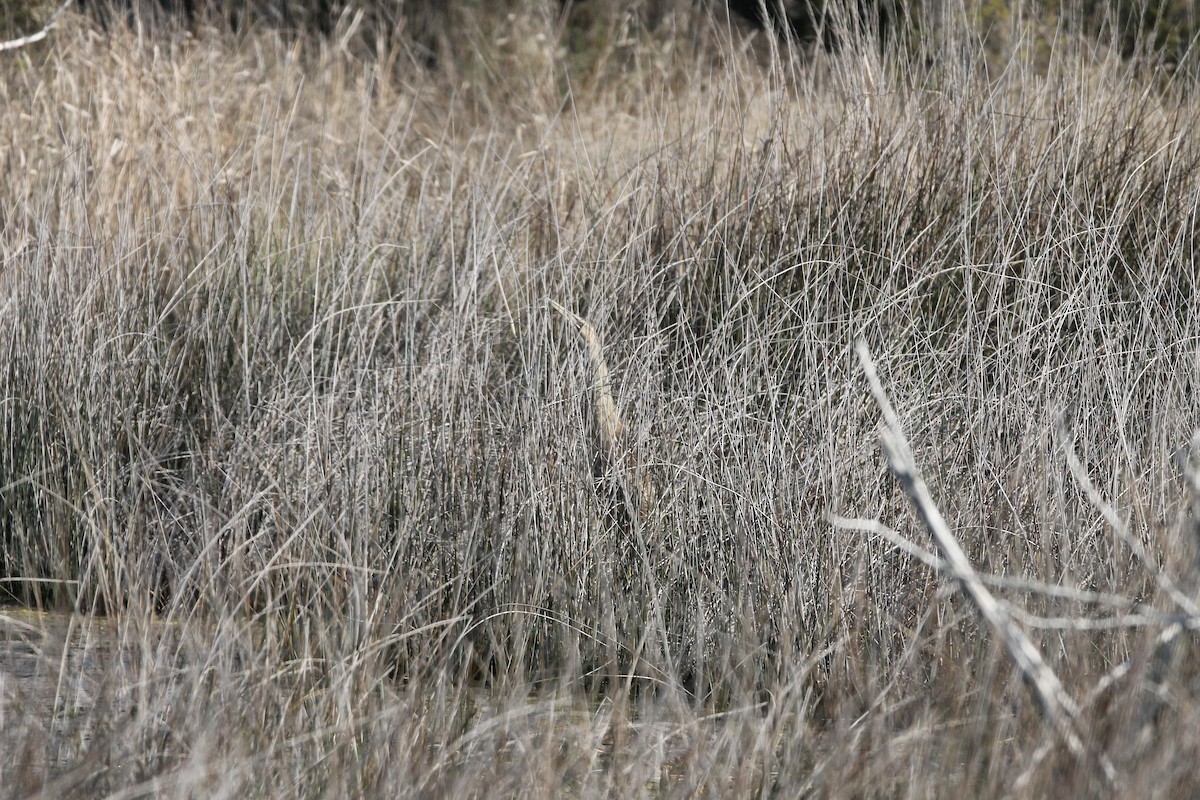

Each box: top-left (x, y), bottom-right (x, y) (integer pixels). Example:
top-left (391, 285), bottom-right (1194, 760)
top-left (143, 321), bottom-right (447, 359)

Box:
top-left (1, 2), bottom-right (1200, 796)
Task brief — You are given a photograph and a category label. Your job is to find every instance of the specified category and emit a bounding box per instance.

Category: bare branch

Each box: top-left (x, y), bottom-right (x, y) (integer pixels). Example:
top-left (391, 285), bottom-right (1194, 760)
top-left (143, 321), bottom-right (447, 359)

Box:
top-left (0, 1), bottom-right (74, 53)
top-left (855, 339), bottom-right (1116, 787)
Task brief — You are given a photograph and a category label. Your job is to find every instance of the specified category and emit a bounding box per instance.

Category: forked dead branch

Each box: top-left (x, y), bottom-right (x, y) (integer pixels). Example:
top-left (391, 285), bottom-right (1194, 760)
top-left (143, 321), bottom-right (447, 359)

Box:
top-left (852, 340), bottom-right (1117, 787)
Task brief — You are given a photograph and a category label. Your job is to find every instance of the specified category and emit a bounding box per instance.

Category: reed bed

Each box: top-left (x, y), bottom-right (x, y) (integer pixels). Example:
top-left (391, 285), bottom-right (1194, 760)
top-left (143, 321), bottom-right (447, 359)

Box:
top-left (1, 2), bottom-right (1200, 796)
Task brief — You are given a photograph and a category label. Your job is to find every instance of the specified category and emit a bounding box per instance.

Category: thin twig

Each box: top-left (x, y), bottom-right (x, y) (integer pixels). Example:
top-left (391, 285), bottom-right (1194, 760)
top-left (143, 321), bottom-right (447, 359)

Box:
top-left (831, 514), bottom-right (1139, 608)
top-left (1062, 435), bottom-right (1198, 616)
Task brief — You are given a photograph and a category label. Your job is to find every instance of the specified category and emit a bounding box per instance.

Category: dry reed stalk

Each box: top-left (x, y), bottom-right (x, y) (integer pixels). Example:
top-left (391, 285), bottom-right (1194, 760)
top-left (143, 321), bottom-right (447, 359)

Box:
top-left (855, 340), bottom-right (1117, 789)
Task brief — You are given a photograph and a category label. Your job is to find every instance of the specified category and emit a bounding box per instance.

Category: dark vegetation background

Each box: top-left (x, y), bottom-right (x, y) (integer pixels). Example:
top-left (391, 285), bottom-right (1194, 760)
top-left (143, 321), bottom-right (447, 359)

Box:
top-left (4, 1), bottom-right (1196, 62)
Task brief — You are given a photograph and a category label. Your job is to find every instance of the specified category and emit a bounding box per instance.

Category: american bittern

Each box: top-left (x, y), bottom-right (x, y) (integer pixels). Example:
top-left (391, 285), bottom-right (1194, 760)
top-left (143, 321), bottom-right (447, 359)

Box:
top-left (549, 300), bottom-right (656, 531)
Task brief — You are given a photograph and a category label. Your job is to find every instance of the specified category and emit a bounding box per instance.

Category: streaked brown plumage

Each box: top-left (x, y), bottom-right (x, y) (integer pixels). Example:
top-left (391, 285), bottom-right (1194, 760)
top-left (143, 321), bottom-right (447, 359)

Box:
top-left (549, 300), bottom-right (655, 530)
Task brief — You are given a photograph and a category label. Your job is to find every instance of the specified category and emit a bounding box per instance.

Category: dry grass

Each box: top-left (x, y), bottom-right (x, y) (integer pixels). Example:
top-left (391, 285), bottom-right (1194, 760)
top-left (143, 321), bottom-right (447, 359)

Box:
top-left (1, 2), bottom-right (1200, 797)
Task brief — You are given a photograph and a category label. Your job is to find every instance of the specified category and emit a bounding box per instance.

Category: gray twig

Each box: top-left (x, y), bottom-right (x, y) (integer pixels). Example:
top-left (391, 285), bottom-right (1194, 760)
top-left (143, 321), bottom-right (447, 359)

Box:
top-left (0, 1), bottom-right (74, 53)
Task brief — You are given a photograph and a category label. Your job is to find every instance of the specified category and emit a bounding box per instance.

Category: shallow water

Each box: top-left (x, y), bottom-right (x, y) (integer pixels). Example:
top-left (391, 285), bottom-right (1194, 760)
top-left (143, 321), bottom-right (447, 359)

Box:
top-left (0, 609), bottom-right (130, 784)
top-left (0, 606), bottom-right (226, 791)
